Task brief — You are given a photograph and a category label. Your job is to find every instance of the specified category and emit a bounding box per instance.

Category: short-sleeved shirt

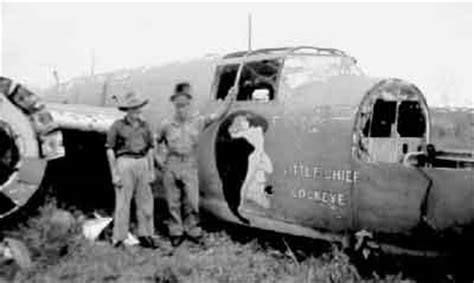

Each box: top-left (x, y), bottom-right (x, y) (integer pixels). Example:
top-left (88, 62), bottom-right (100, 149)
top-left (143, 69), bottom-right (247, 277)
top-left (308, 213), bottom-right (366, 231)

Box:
top-left (157, 114), bottom-right (215, 157)
top-left (106, 117), bottom-right (153, 157)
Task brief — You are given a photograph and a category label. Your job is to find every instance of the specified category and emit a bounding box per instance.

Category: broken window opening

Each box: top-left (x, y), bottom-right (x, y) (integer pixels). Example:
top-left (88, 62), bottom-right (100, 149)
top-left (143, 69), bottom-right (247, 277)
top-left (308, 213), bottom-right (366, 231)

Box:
top-left (0, 120), bottom-right (20, 186)
top-left (215, 64), bottom-right (239, 100)
top-left (363, 100), bottom-right (397, 138)
top-left (356, 99), bottom-right (428, 163)
top-left (215, 59), bottom-right (282, 102)
top-left (397, 101), bottom-right (426, 138)
top-left (362, 100), bottom-right (426, 138)
top-left (237, 59), bottom-right (281, 101)
top-left (354, 81), bottom-right (430, 164)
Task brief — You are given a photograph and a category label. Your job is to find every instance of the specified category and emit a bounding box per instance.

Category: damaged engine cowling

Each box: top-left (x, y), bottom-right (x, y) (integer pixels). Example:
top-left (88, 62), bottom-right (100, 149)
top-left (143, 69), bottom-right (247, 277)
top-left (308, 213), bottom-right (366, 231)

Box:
top-left (1, 77), bottom-right (124, 218)
top-left (0, 77), bottom-right (64, 218)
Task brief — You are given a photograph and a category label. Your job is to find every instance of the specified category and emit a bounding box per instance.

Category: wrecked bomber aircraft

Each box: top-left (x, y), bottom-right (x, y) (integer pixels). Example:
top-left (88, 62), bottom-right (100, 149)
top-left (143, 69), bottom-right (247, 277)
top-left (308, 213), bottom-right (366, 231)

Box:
top-left (1, 46), bottom-right (473, 256)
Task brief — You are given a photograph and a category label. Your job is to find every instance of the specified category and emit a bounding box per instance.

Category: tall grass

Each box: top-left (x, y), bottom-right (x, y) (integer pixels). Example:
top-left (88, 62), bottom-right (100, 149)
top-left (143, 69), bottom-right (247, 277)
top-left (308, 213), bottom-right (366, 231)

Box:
top-left (0, 202), bottom-right (419, 282)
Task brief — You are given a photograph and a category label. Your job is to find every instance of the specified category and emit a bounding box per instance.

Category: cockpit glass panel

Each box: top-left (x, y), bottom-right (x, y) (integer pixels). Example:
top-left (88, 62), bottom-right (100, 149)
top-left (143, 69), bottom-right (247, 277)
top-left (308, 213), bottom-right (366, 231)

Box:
top-left (237, 59), bottom-right (282, 101)
top-left (280, 56), bottom-right (361, 93)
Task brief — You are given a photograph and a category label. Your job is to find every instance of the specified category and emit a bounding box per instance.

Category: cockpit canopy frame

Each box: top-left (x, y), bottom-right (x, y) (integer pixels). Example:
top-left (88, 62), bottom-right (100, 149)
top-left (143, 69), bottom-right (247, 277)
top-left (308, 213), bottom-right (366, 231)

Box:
top-left (212, 46), bottom-right (361, 102)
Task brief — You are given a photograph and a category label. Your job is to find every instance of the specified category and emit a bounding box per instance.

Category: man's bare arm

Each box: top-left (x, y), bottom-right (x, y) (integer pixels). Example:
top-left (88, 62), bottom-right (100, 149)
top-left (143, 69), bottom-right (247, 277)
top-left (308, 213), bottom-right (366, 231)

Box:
top-left (106, 123), bottom-right (122, 187)
top-left (146, 148), bottom-right (156, 183)
top-left (204, 87), bottom-right (238, 127)
top-left (154, 125), bottom-right (168, 169)
top-left (106, 148), bottom-right (121, 187)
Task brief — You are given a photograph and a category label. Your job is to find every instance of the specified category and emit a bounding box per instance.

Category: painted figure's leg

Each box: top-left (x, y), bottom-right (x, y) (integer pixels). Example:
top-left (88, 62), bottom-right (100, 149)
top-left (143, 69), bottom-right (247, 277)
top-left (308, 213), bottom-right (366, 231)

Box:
top-left (239, 152), bottom-right (258, 211)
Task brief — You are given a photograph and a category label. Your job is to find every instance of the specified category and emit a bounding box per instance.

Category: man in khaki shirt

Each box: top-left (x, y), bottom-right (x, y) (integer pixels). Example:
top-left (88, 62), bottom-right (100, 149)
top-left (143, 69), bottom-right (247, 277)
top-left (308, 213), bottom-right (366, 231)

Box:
top-left (106, 91), bottom-right (157, 249)
top-left (156, 82), bottom-right (236, 247)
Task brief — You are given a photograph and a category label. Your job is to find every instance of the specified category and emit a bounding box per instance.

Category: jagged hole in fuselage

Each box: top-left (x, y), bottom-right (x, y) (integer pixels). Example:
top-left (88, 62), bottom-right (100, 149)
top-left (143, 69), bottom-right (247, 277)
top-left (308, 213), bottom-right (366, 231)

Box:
top-left (0, 121), bottom-right (20, 186)
top-left (215, 116), bottom-right (254, 224)
top-left (0, 121), bottom-right (20, 214)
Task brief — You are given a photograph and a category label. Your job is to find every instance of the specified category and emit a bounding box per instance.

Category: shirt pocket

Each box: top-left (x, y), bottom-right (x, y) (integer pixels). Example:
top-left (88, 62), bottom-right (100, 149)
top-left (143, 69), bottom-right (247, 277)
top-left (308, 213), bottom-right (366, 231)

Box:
top-left (188, 126), bottom-right (200, 144)
top-left (166, 128), bottom-right (182, 145)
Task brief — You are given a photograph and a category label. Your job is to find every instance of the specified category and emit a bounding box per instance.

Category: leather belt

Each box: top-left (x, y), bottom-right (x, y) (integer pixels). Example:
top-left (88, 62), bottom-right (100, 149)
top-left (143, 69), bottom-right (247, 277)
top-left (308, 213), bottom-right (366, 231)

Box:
top-left (117, 153), bottom-right (147, 159)
top-left (167, 152), bottom-right (193, 162)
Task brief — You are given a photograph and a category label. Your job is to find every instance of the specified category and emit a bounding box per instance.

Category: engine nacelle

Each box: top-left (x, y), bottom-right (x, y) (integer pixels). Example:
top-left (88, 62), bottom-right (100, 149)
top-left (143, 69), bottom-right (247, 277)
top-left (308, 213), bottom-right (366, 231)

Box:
top-left (0, 77), bottom-right (64, 218)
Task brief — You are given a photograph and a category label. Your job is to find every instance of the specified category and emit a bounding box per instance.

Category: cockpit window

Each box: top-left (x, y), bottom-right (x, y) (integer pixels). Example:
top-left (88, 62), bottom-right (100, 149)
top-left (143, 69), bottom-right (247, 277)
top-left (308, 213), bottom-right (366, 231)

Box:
top-left (363, 100), bottom-right (397, 137)
top-left (397, 101), bottom-right (426, 137)
top-left (353, 79), bottom-right (429, 164)
top-left (215, 64), bottom-right (239, 100)
top-left (214, 59), bottom-right (282, 102)
top-left (237, 59), bottom-right (281, 101)
top-left (362, 100), bottom-right (426, 138)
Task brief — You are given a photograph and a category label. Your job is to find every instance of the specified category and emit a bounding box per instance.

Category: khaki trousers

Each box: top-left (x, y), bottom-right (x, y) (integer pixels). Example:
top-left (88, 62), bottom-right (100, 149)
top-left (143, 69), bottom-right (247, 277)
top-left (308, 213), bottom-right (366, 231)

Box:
top-left (163, 156), bottom-right (201, 238)
top-left (113, 156), bottom-right (154, 242)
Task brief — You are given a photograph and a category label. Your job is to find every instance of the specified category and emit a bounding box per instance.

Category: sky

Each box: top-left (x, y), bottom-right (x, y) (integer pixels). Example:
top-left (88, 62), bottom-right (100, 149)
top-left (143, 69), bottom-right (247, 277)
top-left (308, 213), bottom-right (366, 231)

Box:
top-left (1, 2), bottom-right (472, 107)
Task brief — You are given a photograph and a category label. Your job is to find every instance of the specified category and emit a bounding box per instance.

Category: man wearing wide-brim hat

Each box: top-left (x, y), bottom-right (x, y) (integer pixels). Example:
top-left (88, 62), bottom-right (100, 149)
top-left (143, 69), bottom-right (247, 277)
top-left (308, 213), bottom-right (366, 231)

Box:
top-left (106, 91), bottom-right (157, 249)
top-left (156, 82), bottom-right (237, 247)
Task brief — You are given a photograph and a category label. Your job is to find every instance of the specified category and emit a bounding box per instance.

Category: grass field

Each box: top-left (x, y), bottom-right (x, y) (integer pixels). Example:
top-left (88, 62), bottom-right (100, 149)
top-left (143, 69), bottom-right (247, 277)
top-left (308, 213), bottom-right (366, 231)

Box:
top-left (1, 202), bottom-right (422, 283)
top-left (5, 198), bottom-right (472, 283)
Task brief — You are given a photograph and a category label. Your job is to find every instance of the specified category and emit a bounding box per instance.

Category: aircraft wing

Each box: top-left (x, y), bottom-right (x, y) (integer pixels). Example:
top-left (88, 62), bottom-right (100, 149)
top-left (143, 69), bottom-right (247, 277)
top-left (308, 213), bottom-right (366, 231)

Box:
top-left (47, 102), bottom-right (123, 133)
